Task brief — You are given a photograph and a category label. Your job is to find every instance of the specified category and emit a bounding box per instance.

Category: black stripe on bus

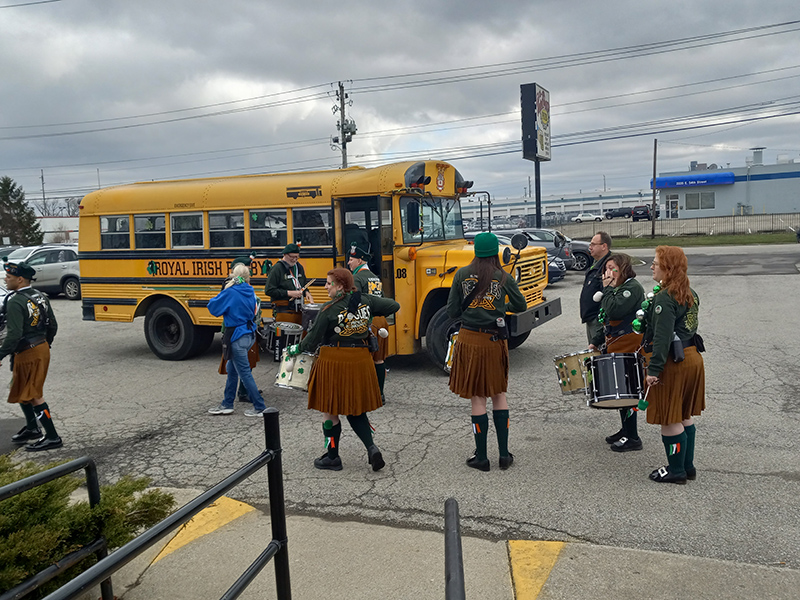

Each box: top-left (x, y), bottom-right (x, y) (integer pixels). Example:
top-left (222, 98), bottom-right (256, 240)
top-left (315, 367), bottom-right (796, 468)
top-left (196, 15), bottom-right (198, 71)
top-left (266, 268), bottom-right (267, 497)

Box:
top-left (187, 300), bottom-right (209, 308)
top-left (78, 248), bottom-right (337, 260)
top-left (78, 277), bottom-right (328, 288)
top-left (81, 298), bottom-right (139, 306)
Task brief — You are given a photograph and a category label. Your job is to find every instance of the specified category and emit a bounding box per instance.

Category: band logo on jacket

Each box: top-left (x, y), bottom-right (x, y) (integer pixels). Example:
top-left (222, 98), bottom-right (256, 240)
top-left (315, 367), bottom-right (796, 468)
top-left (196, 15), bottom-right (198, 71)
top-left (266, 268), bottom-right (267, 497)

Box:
top-left (461, 277), bottom-right (501, 310)
top-left (367, 280), bottom-right (383, 297)
top-left (333, 303), bottom-right (370, 336)
top-left (23, 290), bottom-right (49, 330)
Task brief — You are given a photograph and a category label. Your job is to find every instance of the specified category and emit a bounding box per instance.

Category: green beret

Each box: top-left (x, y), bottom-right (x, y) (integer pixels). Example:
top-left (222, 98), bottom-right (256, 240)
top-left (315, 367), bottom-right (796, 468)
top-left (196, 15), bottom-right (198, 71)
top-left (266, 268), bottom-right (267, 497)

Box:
top-left (4, 260), bottom-right (37, 281)
top-left (349, 243), bottom-right (371, 261)
top-left (231, 256), bottom-right (251, 267)
top-left (473, 232), bottom-right (499, 258)
top-left (282, 243), bottom-right (300, 255)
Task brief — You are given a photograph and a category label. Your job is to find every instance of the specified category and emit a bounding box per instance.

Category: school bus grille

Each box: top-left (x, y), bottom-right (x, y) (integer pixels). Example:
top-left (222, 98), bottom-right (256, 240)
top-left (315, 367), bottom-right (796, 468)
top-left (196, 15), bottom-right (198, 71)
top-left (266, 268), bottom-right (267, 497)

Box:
top-left (514, 255), bottom-right (548, 307)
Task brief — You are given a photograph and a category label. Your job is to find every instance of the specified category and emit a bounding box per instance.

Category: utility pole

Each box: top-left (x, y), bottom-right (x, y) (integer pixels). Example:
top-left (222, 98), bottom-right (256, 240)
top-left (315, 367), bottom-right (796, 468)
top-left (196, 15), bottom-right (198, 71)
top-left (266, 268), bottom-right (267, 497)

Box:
top-left (651, 138), bottom-right (658, 239)
top-left (40, 169), bottom-right (46, 205)
top-left (331, 81), bottom-right (357, 169)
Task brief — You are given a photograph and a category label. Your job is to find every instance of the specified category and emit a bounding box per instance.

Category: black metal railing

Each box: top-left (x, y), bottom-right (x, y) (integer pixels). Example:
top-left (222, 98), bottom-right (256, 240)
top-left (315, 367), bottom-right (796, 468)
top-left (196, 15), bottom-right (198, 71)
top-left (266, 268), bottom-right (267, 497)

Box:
top-left (0, 456), bottom-right (114, 600)
top-left (0, 407), bottom-right (291, 600)
top-left (444, 497), bottom-right (466, 600)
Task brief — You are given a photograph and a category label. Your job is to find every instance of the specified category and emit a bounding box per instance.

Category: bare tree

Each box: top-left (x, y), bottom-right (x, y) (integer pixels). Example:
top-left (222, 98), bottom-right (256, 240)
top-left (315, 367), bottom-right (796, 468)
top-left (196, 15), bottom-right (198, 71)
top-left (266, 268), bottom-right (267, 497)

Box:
top-left (31, 195), bottom-right (61, 217)
top-left (64, 197), bottom-right (81, 217)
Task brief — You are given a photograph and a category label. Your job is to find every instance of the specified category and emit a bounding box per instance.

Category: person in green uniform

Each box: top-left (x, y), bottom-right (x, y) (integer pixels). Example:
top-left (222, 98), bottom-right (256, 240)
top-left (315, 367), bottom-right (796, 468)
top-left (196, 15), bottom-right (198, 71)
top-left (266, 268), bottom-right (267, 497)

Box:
top-left (287, 267), bottom-right (400, 472)
top-left (347, 243), bottom-right (390, 399)
top-left (265, 243), bottom-right (308, 325)
top-left (446, 232), bottom-right (527, 472)
top-left (0, 261), bottom-right (61, 451)
top-left (642, 246), bottom-right (706, 484)
top-left (588, 253), bottom-right (645, 452)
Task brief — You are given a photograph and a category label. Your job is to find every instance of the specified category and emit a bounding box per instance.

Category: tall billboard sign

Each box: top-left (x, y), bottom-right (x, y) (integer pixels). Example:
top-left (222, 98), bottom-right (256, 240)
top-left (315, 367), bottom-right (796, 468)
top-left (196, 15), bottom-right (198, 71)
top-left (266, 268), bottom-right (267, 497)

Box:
top-left (521, 83), bottom-right (551, 162)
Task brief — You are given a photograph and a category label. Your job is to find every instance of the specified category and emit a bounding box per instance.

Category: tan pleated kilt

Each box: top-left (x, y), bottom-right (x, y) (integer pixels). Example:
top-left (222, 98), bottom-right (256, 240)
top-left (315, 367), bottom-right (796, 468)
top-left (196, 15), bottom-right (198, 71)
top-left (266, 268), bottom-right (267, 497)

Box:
top-left (370, 316), bottom-right (389, 362)
top-left (643, 347), bottom-right (705, 425)
top-left (7, 343), bottom-right (51, 404)
top-left (448, 328), bottom-right (509, 399)
top-left (307, 346), bottom-right (382, 415)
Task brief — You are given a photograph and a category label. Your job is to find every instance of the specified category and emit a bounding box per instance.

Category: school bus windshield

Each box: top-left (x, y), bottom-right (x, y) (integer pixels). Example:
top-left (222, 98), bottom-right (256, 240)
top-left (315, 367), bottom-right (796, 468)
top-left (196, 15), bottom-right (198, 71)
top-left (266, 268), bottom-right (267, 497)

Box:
top-left (400, 196), bottom-right (464, 243)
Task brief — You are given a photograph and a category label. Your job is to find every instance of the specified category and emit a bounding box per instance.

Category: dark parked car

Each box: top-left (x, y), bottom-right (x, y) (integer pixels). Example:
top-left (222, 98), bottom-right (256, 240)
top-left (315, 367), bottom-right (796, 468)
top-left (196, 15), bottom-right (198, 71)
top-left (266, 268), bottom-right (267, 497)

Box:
top-left (547, 255), bottom-right (566, 283)
top-left (604, 207), bottom-right (632, 219)
top-left (632, 205), bottom-right (660, 222)
top-left (507, 228), bottom-right (575, 270)
top-left (566, 237), bottom-right (591, 271)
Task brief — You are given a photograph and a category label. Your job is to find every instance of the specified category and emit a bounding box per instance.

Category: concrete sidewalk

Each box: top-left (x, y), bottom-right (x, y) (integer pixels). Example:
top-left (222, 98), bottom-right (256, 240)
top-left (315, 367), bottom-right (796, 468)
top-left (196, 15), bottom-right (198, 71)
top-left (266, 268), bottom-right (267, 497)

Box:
top-left (83, 489), bottom-right (800, 600)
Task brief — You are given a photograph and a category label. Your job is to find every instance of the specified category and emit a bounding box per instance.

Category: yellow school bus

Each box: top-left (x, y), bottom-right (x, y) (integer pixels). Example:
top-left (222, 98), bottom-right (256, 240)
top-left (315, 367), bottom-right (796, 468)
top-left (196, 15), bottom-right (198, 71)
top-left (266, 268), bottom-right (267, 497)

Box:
top-left (78, 160), bottom-right (561, 368)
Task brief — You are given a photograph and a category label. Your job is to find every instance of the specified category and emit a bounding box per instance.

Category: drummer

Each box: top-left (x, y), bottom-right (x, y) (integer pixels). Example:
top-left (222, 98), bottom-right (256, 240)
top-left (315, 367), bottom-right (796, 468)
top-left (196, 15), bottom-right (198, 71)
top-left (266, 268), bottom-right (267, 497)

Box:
top-left (265, 242), bottom-right (309, 325)
top-left (286, 268), bottom-right (399, 472)
top-left (347, 243), bottom-right (390, 400)
top-left (588, 253), bottom-right (645, 452)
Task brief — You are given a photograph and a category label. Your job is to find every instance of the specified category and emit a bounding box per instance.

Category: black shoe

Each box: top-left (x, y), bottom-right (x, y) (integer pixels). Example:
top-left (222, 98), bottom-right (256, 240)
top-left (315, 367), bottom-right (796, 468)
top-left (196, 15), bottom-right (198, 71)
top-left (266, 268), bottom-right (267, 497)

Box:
top-left (367, 445), bottom-right (385, 471)
top-left (499, 453), bottom-right (514, 470)
top-left (12, 426), bottom-right (42, 444)
top-left (26, 436), bottom-right (63, 452)
top-left (610, 437), bottom-right (643, 452)
top-left (605, 429), bottom-right (625, 444)
top-left (686, 468), bottom-right (697, 480)
top-left (466, 453), bottom-right (490, 472)
top-left (313, 454), bottom-right (343, 471)
top-left (649, 466), bottom-right (687, 485)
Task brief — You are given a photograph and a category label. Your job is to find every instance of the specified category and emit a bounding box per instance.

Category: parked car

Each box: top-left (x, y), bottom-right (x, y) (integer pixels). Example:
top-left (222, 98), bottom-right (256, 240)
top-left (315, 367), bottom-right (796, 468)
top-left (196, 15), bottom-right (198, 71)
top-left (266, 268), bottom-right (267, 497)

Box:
top-left (632, 205), bottom-right (661, 222)
top-left (604, 207), bottom-right (632, 219)
top-left (0, 245), bottom-right (21, 259)
top-left (507, 228), bottom-right (575, 270)
top-left (566, 237), bottom-right (592, 271)
top-left (4, 244), bottom-right (81, 300)
top-left (547, 255), bottom-right (566, 283)
top-left (463, 231), bottom-right (514, 245)
top-left (571, 213), bottom-right (602, 223)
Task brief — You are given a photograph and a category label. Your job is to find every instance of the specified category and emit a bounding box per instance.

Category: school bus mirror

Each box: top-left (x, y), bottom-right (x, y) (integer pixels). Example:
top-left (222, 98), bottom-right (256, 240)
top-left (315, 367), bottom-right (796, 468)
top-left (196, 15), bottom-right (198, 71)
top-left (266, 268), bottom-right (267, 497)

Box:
top-left (502, 247), bottom-right (512, 264)
top-left (511, 233), bottom-right (529, 251)
top-left (405, 201), bottom-right (421, 234)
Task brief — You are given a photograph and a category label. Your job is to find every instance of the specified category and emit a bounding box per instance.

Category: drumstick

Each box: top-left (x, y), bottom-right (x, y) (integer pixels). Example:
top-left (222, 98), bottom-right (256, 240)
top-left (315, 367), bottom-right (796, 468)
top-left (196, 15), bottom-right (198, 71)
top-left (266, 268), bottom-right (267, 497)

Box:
top-left (301, 278), bottom-right (316, 291)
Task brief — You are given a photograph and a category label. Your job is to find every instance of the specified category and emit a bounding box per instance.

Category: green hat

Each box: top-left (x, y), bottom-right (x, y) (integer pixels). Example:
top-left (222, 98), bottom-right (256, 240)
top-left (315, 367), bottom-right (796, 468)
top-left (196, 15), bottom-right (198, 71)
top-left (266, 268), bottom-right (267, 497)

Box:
top-left (473, 232), bottom-right (499, 258)
top-left (4, 260), bottom-right (36, 280)
top-left (282, 243), bottom-right (300, 255)
top-left (349, 243), bottom-right (371, 261)
top-left (231, 256), bottom-right (251, 268)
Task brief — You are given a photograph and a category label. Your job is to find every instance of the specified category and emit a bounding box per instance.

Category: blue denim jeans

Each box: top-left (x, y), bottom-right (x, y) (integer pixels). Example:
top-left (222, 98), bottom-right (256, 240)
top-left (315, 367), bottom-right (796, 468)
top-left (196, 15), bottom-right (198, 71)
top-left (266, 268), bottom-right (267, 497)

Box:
top-left (222, 333), bottom-right (266, 411)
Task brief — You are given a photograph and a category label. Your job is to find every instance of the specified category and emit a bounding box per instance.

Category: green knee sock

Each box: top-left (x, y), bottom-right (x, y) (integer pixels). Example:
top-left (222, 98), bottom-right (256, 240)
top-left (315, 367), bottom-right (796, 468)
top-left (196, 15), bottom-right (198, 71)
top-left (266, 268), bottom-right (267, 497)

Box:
top-left (471, 414), bottom-right (489, 461)
top-left (34, 403), bottom-right (58, 439)
top-left (623, 408), bottom-right (639, 441)
top-left (492, 410), bottom-right (510, 457)
top-left (346, 413), bottom-right (375, 449)
top-left (683, 424), bottom-right (696, 472)
top-left (662, 432), bottom-right (687, 476)
top-left (21, 403), bottom-right (39, 431)
top-left (374, 363), bottom-right (386, 396)
top-left (323, 420), bottom-right (341, 459)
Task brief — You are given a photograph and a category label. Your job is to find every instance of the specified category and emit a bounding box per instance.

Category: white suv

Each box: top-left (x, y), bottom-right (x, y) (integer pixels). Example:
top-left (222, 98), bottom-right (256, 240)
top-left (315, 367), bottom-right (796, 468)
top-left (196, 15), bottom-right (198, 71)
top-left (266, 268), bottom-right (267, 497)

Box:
top-left (4, 244), bottom-right (81, 300)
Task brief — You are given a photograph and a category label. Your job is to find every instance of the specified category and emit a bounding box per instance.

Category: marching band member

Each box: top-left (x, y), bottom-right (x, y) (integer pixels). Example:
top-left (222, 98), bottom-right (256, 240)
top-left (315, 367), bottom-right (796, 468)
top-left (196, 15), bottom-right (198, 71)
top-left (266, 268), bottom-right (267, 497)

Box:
top-left (347, 243), bottom-right (390, 400)
top-left (446, 232), bottom-right (526, 472)
top-left (589, 253), bottom-right (645, 452)
top-left (265, 243), bottom-right (308, 324)
top-left (287, 268), bottom-right (399, 472)
top-left (642, 246), bottom-right (706, 484)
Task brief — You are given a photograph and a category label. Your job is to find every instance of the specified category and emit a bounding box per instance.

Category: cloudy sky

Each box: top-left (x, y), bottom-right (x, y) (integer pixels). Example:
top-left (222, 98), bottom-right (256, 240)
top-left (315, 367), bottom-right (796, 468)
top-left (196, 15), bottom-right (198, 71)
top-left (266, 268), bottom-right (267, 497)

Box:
top-left (1, 0), bottom-right (799, 211)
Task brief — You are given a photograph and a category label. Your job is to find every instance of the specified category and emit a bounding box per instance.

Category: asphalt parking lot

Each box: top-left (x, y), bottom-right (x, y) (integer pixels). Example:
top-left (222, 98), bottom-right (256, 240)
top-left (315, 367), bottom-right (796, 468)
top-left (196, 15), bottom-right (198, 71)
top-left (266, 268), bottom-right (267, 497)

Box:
top-left (2, 244), bottom-right (799, 573)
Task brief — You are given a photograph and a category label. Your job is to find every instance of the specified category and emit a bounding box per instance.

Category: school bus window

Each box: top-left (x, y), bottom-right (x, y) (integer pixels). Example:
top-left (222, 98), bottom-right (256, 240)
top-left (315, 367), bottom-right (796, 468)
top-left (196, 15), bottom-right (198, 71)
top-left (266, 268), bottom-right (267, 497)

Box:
top-left (209, 211), bottom-right (245, 248)
top-left (171, 213), bottom-right (203, 248)
top-left (399, 196), bottom-right (463, 244)
top-left (250, 209), bottom-right (287, 247)
top-left (101, 216), bottom-right (130, 249)
top-left (293, 208), bottom-right (332, 247)
top-left (134, 214), bottom-right (166, 249)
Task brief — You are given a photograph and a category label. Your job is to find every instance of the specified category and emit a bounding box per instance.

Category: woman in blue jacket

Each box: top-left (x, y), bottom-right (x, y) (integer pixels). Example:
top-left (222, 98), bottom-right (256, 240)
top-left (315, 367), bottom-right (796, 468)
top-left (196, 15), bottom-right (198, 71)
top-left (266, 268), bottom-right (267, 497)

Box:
top-left (207, 264), bottom-right (267, 417)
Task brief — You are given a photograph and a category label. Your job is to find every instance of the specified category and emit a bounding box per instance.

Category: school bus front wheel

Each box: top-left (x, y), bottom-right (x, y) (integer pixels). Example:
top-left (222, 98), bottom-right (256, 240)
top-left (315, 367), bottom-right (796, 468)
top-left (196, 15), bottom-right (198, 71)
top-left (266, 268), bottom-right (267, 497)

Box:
top-left (144, 298), bottom-right (216, 360)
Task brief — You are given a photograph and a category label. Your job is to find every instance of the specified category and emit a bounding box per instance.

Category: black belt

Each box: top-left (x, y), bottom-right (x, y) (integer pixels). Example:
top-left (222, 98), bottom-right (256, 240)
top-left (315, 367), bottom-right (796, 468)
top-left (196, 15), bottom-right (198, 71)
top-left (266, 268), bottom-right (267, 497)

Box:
top-left (460, 324), bottom-right (499, 335)
top-left (326, 341), bottom-right (368, 348)
top-left (17, 337), bottom-right (47, 352)
top-left (643, 339), bottom-right (696, 352)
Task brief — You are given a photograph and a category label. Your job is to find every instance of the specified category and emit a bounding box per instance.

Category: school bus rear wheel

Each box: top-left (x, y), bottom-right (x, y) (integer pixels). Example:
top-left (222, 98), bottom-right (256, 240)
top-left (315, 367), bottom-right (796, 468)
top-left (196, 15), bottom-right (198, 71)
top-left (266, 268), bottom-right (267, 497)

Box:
top-left (144, 298), bottom-right (199, 361)
top-left (425, 306), bottom-right (460, 373)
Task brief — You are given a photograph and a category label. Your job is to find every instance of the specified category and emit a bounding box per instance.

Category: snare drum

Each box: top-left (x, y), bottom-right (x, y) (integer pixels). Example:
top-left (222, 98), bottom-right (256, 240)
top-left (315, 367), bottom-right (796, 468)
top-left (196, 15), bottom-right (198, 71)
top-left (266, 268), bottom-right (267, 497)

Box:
top-left (554, 349), bottom-right (599, 395)
top-left (301, 303), bottom-right (321, 334)
top-left (270, 321), bottom-right (304, 362)
top-left (588, 352), bottom-right (644, 409)
top-left (275, 349), bottom-right (317, 391)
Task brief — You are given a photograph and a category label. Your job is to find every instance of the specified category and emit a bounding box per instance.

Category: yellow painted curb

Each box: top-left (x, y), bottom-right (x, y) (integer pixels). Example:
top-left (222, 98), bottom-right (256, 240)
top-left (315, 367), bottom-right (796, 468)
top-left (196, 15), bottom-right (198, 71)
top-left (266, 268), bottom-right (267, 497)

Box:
top-left (508, 540), bottom-right (565, 599)
top-left (153, 496), bottom-right (256, 564)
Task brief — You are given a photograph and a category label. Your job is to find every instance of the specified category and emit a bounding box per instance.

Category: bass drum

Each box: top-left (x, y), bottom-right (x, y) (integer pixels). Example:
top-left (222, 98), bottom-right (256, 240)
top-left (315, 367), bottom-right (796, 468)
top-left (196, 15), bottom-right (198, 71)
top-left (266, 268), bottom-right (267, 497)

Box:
top-left (275, 350), bottom-right (317, 391)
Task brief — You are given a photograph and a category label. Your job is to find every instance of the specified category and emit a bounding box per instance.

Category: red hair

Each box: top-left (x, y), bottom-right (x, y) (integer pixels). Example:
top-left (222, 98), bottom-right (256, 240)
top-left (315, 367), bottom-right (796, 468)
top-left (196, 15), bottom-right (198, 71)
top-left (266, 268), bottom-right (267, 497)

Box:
top-left (655, 246), bottom-right (694, 307)
top-left (327, 268), bottom-right (355, 292)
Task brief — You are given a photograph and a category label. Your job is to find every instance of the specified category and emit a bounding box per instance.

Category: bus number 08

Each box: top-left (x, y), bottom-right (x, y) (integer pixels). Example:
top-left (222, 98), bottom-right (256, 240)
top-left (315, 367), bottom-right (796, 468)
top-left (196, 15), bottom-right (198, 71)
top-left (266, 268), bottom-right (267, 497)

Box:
top-left (396, 268), bottom-right (407, 279)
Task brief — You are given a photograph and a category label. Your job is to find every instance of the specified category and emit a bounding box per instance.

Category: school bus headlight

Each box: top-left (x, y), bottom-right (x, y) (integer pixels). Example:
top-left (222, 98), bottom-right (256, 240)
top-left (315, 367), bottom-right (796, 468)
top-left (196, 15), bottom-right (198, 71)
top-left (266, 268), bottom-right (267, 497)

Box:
top-left (514, 267), bottom-right (522, 283)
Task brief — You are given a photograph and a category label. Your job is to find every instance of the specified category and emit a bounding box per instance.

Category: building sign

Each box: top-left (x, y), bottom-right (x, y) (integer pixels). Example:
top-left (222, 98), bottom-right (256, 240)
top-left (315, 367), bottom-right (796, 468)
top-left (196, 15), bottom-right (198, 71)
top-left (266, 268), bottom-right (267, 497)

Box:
top-left (521, 83), bottom-right (551, 162)
top-left (652, 172), bottom-right (735, 188)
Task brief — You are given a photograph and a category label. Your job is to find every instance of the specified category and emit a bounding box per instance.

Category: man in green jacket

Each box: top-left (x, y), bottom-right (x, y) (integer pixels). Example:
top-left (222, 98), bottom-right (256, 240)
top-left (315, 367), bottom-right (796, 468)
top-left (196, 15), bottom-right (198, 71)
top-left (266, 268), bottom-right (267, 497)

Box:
top-left (0, 260), bottom-right (61, 451)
